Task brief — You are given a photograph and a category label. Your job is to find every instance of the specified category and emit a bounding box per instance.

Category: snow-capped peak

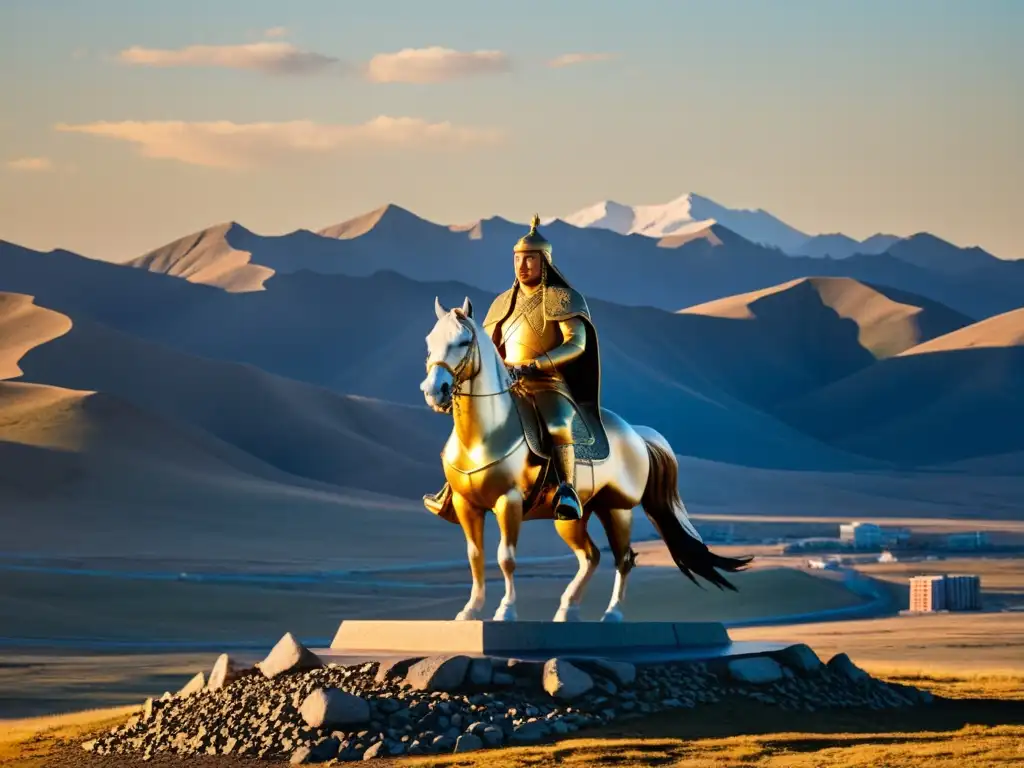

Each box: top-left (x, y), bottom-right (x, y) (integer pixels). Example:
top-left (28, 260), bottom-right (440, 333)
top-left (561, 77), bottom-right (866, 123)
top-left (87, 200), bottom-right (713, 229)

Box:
top-left (556, 192), bottom-right (811, 253)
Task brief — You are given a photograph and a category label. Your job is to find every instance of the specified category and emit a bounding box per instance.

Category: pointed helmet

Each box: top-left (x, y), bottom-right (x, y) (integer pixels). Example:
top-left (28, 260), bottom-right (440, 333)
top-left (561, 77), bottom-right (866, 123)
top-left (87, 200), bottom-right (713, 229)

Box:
top-left (512, 214), bottom-right (553, 263)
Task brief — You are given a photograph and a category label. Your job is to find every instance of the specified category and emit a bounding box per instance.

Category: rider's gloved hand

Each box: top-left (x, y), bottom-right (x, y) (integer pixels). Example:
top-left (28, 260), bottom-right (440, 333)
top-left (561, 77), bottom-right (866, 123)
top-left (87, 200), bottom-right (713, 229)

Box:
top-left (509, 361), bottom-right (540, 379)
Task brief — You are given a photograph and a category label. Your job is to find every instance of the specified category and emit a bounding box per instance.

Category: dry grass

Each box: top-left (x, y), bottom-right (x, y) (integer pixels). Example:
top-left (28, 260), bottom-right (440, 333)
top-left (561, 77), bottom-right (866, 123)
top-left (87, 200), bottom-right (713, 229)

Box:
top-left (4, 684), bottom-right (1024, 768)
top-left (734, 612), bottom-right (1024, 674)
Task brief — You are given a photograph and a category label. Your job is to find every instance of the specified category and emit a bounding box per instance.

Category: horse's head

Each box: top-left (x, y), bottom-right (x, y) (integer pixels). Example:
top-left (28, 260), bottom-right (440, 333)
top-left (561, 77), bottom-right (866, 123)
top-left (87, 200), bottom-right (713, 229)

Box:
top-left (421, 296), bottom-right (478, 413)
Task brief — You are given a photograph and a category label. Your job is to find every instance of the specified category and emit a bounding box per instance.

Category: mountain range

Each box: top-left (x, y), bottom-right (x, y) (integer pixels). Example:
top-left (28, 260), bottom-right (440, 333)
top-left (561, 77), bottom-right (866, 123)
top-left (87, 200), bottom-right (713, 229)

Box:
top-left (2, 194), bottom-right (1023, 560)
top-left (548, 193), bottom-right (945, 260)
top-left (123, 195), bottom-right (1023, 320)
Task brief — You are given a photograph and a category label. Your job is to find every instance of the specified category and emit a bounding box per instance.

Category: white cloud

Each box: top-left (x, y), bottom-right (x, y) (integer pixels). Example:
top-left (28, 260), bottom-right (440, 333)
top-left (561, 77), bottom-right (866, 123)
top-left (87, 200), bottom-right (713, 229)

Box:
top-left (116, 42), bottom-right (338, 75)
top-left (365, 46), bottom-right (510, 84)
top-left (54, 119), bottom-right (504, 169)
top-left (263, 27), bottom-right (289, 38)
top-left (6, 157), bottom-right (54, 172)
top-left (547, 52), bottom-right (618, 68)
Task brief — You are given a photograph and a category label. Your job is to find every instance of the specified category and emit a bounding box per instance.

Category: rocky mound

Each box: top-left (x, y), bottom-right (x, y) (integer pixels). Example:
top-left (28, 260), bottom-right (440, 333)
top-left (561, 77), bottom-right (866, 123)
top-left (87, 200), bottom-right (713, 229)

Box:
top-left (81, 633), bottom-right (934, 763)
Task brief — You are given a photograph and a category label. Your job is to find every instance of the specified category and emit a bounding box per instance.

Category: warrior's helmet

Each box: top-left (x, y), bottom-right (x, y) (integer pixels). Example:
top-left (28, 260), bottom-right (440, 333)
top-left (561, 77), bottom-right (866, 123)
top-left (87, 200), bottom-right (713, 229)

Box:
top-left (513, 214), bottom-right (553, 264)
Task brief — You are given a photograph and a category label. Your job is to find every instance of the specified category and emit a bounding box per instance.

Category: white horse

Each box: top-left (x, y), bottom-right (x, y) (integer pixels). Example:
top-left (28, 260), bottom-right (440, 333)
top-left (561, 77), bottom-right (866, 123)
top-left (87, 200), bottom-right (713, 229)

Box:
top-left (420, 297), bottom-right (750, 622)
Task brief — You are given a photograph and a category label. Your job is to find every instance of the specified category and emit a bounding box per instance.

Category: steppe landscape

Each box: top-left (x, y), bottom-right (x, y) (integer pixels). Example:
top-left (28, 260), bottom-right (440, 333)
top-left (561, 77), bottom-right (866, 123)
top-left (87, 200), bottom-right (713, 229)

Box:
top-left (2, 194), bottom-right (1024, 766)
top-left (2, 2), bottom-right (1023, 763)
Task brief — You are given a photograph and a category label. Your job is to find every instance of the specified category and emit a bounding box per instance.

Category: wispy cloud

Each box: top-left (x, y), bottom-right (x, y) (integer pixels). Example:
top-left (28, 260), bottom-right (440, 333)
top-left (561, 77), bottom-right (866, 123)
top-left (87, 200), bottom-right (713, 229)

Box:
top-left (54, 119), bottom-right (504, 169)
top-left (365, 47), bottom-right (510, 83)
top-left (263, 27), bottom-right (289, 38)
top-left (116, 42), bottom-right (338, 75)
top-left (6, 157), bottom-right (54, 172)
top-left (547, 52), bottom-right (618, 68)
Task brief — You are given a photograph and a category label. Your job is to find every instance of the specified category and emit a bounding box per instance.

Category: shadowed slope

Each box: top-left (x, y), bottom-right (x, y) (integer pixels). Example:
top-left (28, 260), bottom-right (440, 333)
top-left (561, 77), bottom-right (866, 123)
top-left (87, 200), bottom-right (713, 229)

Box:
top-left (127, 223), bottom-right (274, 292)
top-left (0, 293), bottom-right (72, 379)
top-left (681, 276), bottom-right (972, 359)
top-left (12, 295), bottom-right (447, 496)
top-left (777, 308), bottom-right (1024, 465)
top-left (2, 242), bottom-right (870, 470)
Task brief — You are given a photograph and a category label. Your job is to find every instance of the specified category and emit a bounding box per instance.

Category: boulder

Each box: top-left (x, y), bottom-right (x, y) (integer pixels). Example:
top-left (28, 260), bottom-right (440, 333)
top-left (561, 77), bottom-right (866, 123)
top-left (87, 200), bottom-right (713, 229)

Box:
top-left (177, 672), bottom-right (205, 697)
top-left (454, 733), bottom-right (484, 753)
top-left (362, 741), bottom-right (386, 759)
top-left (574, 658), bottom-right (636, 687)
top-left (543, 658), bottom-right (594, 700)
top-left (492, 672), bottom-right (515, 686)
top-left (207, 653), bottom-right (244, 691)
top-left (509, 721), bottom-right (549, 745)
top-left (827, 653), bottom-right (870, 683)
top-left (506, 658), bottom-right (545, 679)
top-left (480, 725), bottom-right (504, 747)
top-left (374, 657), bottom-right (422, 684)
top-left (467, 657), bottom-right (492, 686)
top-left (260, 632), bottom-right (323, 679)
top-left (775, 644), bottom-right (823, 675)
top-left (727, 657), bottom-right (784, 684)
top-left (299, 688), bottom-right (371, 729)
top-left (404, 655), bottom-right (471, 692)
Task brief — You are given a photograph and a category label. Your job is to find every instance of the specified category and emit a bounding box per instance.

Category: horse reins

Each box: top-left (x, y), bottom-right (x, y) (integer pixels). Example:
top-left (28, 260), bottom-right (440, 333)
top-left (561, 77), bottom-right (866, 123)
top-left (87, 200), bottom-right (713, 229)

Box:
top-left (426, 316), bottom-right (522, 412)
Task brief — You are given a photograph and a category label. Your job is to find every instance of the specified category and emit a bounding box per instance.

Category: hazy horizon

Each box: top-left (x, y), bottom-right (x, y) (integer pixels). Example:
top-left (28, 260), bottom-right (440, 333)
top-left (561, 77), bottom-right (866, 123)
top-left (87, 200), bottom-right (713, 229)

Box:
top-left (1, 0), bottom-right (1021, 261)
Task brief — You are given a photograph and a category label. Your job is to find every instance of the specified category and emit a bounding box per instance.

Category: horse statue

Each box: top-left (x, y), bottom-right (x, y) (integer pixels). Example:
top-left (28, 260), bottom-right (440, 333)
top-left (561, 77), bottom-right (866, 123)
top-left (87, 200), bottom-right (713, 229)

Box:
top-left (420, 296), bottom-right (751, 622)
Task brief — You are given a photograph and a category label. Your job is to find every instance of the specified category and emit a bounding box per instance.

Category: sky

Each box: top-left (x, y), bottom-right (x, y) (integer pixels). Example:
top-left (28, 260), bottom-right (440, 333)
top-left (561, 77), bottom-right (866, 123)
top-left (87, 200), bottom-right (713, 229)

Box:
top-left (0, 0), bottom-right (1021, 262)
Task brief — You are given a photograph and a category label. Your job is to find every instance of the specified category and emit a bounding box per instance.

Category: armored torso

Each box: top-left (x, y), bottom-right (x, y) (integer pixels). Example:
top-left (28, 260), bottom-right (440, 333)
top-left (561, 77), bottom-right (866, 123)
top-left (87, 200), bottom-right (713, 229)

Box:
top-left (499, 287), bottom-right (564, 375)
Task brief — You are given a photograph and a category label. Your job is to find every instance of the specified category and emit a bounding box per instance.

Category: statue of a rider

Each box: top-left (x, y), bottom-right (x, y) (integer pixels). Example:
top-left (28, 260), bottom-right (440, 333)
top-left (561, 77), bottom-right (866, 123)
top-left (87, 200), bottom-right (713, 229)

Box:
top-left (424, 214), bottom-right (603, 522)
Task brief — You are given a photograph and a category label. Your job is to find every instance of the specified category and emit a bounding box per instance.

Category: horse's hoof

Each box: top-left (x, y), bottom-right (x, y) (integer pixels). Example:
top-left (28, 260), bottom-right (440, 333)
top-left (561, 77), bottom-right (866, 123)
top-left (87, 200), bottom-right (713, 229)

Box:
top-left (601, 608), bottom-right (624, 623)
top-left (455, 608), bottom-right (481, 621)
top-left (493, 603), bottom-right (517, 622)
top-left (553, 605), bottom-right (581, 623)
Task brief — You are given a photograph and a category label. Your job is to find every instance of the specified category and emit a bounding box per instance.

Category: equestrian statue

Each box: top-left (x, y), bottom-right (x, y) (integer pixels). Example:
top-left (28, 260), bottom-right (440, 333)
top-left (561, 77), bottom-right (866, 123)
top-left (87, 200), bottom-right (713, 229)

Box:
top-left (420, 215), bottom-right (750, 622)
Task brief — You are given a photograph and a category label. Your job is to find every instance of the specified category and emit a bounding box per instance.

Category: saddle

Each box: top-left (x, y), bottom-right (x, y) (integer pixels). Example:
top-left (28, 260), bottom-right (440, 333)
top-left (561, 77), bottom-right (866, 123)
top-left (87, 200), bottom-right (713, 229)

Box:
top-left (511, 390), bottom-right (610, 464)
top-left (428, 391), bottom-right (610, 525)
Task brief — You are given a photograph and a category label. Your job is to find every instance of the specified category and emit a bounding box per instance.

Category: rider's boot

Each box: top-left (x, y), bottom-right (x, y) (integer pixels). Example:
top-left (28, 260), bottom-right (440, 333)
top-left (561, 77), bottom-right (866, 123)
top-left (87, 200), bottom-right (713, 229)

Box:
top-left (552, 444), bottom-right (582, 521)
top-left (423, 482), bottom-right (453, 517)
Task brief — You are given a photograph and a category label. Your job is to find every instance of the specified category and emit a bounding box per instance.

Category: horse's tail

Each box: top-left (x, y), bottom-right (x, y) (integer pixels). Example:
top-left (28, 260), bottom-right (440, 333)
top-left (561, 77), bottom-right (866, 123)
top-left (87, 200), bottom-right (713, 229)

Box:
top-left (640, 436), bottom-right (752, 591)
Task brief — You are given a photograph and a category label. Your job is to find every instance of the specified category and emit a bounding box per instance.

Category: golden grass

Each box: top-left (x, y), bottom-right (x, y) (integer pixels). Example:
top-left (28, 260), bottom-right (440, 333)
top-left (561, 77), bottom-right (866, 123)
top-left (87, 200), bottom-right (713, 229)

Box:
top-left (734, 612), bottom-right (1024, 674)
top-left (0, 705), bottom-right (136, 767)
top-left (5, 684), bottom-right (1024, 768)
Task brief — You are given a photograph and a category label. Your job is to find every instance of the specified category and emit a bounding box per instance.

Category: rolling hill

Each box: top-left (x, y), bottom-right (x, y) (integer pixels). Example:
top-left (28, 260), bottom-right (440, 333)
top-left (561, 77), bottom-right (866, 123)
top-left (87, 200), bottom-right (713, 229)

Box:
top-left (776, 307), bottom-right (1024, 466)
top-left (6, 293), bottom-right (447, 496)
top-left (680, 276), bottom-right (972, 362)
top-left (1, 243), bottom-right (883, 471)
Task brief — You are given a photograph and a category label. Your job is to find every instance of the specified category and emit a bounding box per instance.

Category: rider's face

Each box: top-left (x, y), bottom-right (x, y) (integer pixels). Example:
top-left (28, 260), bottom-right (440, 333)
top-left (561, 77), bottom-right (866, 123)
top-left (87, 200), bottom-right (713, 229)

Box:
top-left (514, 251), bottom-right (543, 287)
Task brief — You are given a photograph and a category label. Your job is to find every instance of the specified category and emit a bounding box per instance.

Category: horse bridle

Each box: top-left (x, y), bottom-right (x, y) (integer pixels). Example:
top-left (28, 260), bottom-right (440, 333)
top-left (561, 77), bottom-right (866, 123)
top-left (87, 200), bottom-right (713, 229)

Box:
top-left (426, 317), bottom-right (479, 411)
top-left (426, 315), bottom-right (519, 412)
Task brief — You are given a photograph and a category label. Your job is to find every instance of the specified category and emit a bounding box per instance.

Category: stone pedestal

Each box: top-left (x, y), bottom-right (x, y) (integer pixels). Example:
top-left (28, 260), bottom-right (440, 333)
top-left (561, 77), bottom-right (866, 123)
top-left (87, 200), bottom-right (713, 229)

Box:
top-left (331, 620), bottom-right (728, 655)
top-left (314, 620), bottom-right (783, 665)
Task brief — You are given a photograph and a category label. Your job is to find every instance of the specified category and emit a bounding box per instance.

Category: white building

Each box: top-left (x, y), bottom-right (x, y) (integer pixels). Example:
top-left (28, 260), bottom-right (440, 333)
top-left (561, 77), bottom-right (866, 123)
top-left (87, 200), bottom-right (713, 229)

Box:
top-left (839, 522), bottom-right (884, 549)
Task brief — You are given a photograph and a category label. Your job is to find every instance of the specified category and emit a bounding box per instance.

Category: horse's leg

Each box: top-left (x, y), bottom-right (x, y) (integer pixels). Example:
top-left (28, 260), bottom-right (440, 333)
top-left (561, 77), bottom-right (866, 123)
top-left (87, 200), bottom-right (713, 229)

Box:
top-left (552, 515), bottom-right (599, 622)
top-left (595, 507), bottom-right (637, 623)
top-left (452, 492), bottom-right (487, 621)
top-left (492, 489), bottom-right (523, 621)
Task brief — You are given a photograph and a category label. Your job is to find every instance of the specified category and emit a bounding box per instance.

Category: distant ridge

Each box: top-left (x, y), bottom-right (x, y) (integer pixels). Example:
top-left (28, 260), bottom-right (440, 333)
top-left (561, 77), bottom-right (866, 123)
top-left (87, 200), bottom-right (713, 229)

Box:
top-left (128, 222), bottom-right (274, 292)
top-left (552, 192), bottom-right (811, 253)
top-left (681, 276), bottom-right (973, 360)
top-left (114, 200), bottom-right (1023, 320)
top-left (777, 306), bottom-right (1024, 465)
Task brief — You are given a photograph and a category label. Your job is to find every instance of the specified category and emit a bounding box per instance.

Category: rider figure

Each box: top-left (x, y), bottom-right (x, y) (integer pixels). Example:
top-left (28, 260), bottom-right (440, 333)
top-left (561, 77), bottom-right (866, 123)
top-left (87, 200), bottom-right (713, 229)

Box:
top-left (424, 214), bottom-right (603, 522)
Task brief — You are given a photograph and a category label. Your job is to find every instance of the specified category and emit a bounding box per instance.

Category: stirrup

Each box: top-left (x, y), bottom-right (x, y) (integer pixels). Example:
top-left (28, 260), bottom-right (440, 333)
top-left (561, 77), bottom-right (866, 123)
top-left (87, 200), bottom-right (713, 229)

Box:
top-left (423, 484), bottom-right (452, 515)
top-left (553, 482), bottom-right (581, 521)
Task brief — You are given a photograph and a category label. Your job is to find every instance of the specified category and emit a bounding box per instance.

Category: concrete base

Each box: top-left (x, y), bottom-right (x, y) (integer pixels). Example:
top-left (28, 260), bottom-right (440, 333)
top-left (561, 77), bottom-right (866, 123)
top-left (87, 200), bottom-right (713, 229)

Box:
top-left (316, 620), bottom-right (786, 665)
top-left (331, 620), bottom-right (728, 655)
